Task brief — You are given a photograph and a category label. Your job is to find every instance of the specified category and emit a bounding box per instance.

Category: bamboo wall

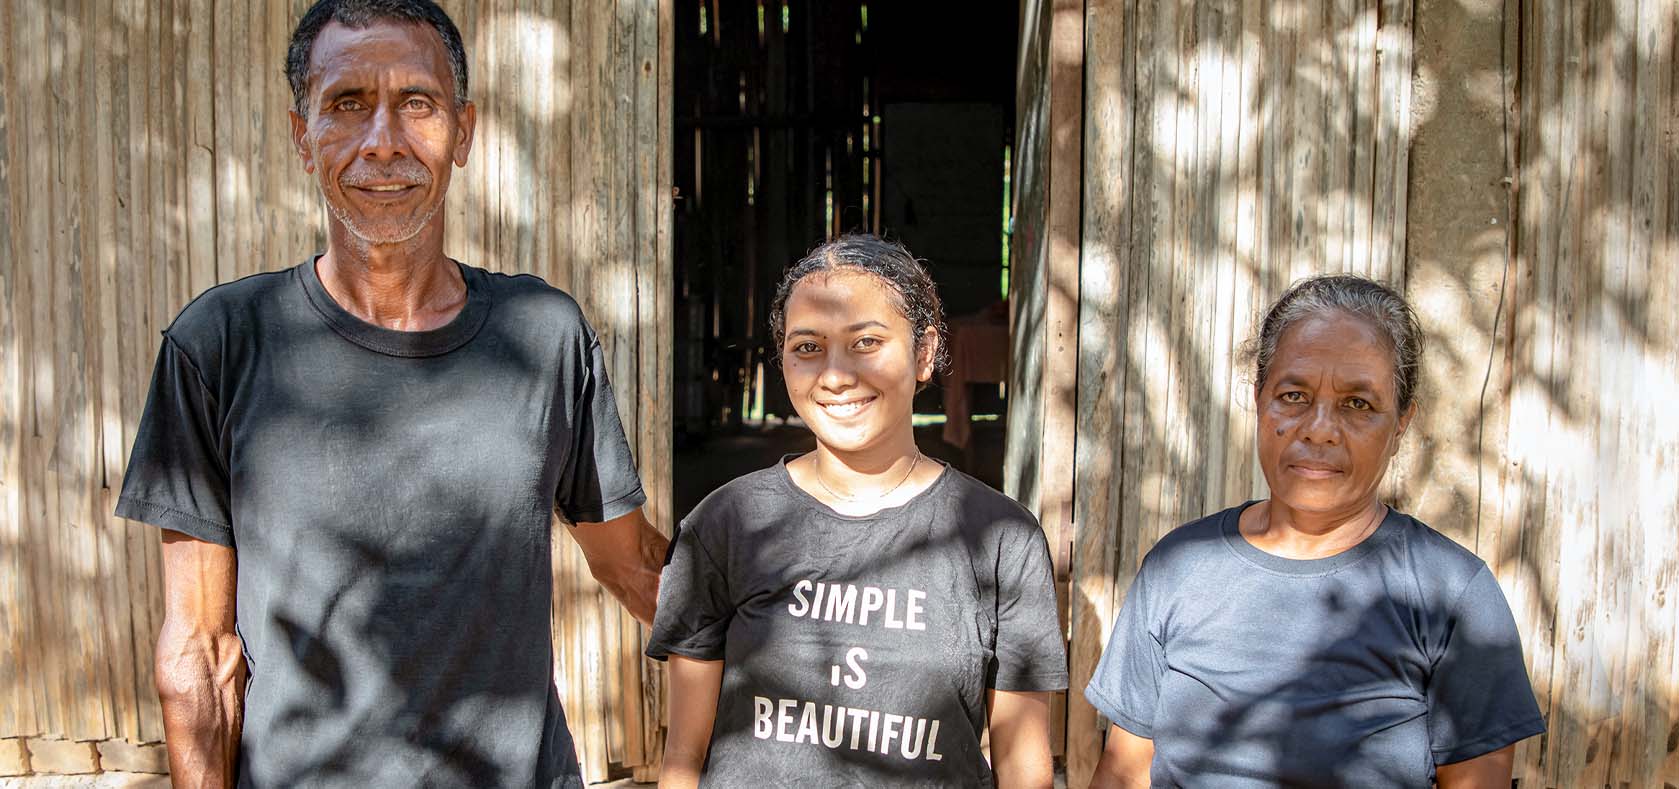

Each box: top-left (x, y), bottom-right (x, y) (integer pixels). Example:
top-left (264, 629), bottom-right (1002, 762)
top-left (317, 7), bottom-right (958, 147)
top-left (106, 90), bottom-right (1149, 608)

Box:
top-left (0, 0), bottom-right (672, 781)
top-left (1052, 0), bottom-right (1679, 786)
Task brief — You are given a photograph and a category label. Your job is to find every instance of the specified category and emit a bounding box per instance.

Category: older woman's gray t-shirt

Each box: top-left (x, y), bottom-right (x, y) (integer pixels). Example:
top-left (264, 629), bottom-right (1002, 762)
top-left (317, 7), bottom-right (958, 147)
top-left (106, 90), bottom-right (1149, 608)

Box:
top-left (1085, 503), bottom-right (1544, 787)
top-left (647, 459), bottom-right (1068, 787)
top-left (115, 260), bottom-right (645, 788)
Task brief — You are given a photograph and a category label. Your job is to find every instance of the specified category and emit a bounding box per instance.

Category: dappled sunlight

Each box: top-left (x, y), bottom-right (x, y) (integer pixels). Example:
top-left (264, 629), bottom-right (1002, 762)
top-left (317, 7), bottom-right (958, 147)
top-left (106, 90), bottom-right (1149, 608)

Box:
top-left (1060, 0), bottom-right (1676, 786)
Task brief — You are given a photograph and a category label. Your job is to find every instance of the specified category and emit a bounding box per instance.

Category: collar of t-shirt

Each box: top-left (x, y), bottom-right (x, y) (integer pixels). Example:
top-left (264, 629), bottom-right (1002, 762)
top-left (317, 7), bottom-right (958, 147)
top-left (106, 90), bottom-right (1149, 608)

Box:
top-left (297, 256), bottom-right (493, 358)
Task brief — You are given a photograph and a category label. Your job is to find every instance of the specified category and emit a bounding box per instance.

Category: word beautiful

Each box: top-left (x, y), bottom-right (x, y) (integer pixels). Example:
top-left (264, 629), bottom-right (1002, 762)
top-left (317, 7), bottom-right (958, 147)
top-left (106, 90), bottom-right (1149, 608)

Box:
top-left (752, 579), bottom-right (947, 763)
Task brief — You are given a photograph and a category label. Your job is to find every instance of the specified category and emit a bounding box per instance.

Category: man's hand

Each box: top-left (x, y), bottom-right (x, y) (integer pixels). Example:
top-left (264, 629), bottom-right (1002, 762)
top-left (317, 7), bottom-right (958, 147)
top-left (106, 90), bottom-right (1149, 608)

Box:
top-left (569, 506), bottom-right (669, 625)
top-left (157, 531), bottom-right (246, 789)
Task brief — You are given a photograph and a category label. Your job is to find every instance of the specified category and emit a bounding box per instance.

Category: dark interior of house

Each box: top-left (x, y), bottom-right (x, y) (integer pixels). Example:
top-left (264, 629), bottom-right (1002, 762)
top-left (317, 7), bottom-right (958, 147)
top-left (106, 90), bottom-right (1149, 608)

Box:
top-left (672, 0), bottom-right (1019, 518)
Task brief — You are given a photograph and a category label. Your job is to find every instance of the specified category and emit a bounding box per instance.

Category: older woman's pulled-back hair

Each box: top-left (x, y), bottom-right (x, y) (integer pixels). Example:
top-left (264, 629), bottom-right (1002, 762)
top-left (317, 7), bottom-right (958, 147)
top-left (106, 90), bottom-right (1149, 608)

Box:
top-left (769, 234), bottom-right (950, 376)
top-left (1245, 274), bottom-right (1425, 411)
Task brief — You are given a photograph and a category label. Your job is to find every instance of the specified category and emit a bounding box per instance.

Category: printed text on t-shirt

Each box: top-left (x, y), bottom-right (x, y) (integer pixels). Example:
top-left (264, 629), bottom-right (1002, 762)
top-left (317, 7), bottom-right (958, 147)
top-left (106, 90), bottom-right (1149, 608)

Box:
top-left (753, 578), bottom-right (946, 761)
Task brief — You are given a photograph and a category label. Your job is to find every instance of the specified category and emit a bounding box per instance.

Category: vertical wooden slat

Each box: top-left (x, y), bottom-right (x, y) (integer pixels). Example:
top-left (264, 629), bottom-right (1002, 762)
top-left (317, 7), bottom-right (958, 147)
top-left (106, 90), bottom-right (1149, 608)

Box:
top-left (0, 0), bottom-right (25, 739)
top-left (50, 0), bottom-right (93, 737)
top-left (570, 0), bottom-right (611, 778)
top-left (116, 0), bottom-right (156, 742)
top-left (1641, 10), bottom-right (1679, 786)
top-left (1506, 0), bottom-right (1560, 779)
top-left (638, 0), bottom-right (677, 775)
top-left (17, 0), bottom-right (51, 737)
top-left (136, 0), bottom-right (181, 744)
top-left (1544, 3), bottom-right (1605, 784)
top-left (93, 0), bottom-right (134, 740)
top-left (1003, 0), bottom-right (1049, 517)
top-left (1067, 0), bottom-right (1133, 777)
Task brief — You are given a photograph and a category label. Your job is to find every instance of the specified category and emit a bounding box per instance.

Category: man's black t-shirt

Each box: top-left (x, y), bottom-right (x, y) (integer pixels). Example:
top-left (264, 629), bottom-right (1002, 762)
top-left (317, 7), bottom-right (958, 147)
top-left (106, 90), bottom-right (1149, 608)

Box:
top-left (647, 458), bottom-right (1068, 787)
top-left (116, 259), bottom-right (646, 787)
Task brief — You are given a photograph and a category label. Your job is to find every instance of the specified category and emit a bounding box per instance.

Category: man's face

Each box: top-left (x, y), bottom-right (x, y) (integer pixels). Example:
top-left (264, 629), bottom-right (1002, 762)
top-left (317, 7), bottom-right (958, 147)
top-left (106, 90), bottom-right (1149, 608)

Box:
top-left (290, 20), bottom-right (475, 246)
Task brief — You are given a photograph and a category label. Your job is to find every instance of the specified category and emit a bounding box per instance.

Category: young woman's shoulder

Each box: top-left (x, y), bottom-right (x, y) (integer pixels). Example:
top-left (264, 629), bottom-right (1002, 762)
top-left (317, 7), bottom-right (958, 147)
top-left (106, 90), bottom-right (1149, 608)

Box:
top-left (942, 468), bottom-right (1044, 540)
top-left (679, 464), bottom-right (796, 536)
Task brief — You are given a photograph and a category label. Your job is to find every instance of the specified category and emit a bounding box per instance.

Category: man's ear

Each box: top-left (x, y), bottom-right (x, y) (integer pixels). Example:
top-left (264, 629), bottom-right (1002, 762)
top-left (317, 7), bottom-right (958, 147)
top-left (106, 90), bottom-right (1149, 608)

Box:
top-left (452, 100), bottom-right (477, 167)
top-left (289, 109), bottom-right (315, 174)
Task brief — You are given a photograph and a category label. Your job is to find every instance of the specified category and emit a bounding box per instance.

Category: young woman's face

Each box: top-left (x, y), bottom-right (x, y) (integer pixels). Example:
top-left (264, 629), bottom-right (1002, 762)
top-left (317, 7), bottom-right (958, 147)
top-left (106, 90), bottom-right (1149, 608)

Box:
top-left (780, 269), bottom-right (935, 456)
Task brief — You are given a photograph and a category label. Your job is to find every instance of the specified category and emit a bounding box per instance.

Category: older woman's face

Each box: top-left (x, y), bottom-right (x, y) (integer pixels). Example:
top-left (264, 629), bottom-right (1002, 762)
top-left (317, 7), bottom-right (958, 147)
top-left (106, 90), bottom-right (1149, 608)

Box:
top-left (1255, 311), bottom-right (1414, 517)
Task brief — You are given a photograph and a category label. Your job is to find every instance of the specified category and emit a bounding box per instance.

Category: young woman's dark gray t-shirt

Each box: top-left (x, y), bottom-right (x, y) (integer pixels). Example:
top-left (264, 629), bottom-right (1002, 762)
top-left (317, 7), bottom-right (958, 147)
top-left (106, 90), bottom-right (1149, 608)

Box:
top-left (648, 458), bottom-right (1068, 787)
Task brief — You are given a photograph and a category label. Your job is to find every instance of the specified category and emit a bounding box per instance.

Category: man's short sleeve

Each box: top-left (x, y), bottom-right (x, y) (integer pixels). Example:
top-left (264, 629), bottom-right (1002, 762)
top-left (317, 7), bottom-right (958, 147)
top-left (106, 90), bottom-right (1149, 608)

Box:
top-left (554, 333), bottom-right (646, 523)
top-left (644, 520), bottom-right (733, 661)
top-left (114, 335), bottom-right (234, 546)
top-left (1084, 555), bottom-right (1166, 739)
top-left (989, 522), bottom-right (1069, 691)
top-left (1427, 565), bottom-right (1546, 764)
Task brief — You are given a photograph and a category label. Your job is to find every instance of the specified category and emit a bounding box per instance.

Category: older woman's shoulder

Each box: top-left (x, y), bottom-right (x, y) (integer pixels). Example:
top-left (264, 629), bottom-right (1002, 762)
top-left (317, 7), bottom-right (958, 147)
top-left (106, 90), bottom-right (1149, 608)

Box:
top-left (1135, 503), bottom-right (1250, 572)
top-left (1383, 509), bottom-right (1497, 591)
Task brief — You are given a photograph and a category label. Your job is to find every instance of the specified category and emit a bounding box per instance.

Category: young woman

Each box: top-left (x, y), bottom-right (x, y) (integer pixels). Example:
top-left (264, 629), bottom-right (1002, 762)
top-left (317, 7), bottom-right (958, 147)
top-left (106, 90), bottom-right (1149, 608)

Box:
top-left (648, 235), bottom-right (1067, 788)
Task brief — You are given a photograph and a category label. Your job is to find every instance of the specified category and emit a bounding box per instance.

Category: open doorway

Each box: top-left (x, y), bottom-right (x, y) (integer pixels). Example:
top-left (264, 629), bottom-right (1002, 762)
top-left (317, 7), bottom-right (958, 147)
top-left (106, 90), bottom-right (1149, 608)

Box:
top-left (672, 0), bottom-right (1020, 519)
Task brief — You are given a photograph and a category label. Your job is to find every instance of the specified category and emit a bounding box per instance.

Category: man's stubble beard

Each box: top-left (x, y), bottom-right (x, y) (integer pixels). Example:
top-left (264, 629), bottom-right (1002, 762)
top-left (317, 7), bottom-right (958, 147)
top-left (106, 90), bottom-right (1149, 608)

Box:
top-left (315, 144), bottom-right (447, 247)
top-left (326, 191), bottom-right (444, 246)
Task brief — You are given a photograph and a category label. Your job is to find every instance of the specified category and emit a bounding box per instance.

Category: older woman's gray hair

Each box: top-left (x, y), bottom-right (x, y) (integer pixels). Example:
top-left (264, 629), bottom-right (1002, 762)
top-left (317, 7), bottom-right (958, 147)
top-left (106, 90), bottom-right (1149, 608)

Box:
top-left (1244, 274), bottom-right (1425, 411)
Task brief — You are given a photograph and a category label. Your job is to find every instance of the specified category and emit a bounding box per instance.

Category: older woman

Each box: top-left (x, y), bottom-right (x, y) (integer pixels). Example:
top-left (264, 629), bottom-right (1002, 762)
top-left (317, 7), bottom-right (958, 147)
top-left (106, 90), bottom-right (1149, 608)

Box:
top-left (1086, 276), bottom-right (1544, 788)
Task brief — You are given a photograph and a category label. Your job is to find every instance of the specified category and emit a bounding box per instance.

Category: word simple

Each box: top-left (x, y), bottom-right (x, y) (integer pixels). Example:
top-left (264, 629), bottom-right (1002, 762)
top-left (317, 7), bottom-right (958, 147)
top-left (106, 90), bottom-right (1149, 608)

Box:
top-left (786, 580), bottom-right (928, 630)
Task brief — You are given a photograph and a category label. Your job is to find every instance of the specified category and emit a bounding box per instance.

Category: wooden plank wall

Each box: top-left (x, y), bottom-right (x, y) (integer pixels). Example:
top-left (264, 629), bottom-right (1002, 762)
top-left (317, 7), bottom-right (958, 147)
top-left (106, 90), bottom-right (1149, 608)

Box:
top-left (1494, 1), bottom-right (1678, 785)
top-left (1065, 0), bottom-right (1678, 786)
top-left (1006, 0), bottom-right (1082, 757)
top-left (0, 1), bottom-right (673, 780)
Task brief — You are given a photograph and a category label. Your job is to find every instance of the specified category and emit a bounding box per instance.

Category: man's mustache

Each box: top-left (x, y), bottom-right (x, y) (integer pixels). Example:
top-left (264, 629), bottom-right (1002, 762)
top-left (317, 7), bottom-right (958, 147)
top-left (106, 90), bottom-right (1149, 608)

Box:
top-left (339, 161), bottom-right (432, 188)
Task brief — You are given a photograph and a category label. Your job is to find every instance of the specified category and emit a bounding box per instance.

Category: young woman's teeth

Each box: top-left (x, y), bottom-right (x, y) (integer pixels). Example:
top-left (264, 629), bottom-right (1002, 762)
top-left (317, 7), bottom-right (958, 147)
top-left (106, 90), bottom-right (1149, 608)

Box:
top-left (823, 399), bottom-right (869, 417)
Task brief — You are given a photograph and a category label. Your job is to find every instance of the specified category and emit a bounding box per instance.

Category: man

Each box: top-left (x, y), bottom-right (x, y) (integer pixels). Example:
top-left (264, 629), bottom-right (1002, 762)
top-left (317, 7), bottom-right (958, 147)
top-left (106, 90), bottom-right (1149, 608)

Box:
top-left (114, 1), bottom-right (668, 786)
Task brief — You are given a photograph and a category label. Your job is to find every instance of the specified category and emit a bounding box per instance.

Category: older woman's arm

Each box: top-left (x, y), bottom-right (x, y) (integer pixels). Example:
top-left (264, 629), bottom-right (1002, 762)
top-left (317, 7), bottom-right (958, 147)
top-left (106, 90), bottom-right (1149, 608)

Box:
top-left (1434, 744), bottom-right (1515, 788)
top-left (986, 690), bottom-right (1053, 789)
top-left (1089, 723), bottom-right (1153, 789)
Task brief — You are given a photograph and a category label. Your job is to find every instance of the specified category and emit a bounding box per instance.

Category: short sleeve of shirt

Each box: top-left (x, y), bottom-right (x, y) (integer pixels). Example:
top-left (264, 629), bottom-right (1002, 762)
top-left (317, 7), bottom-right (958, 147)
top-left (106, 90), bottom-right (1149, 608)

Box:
top-left (645, 519), bottom-right (733, 661)
top-left (114, 335), bottom-right (234, 546)
top-left (1427, 565), bottom-right (1546, 764)
top-left (1084, 555), bottom-right (1166, 739)
top-left (989, 523), bottom-right (1069, 692)
top-left (554, 333), bottom-right (646, 524)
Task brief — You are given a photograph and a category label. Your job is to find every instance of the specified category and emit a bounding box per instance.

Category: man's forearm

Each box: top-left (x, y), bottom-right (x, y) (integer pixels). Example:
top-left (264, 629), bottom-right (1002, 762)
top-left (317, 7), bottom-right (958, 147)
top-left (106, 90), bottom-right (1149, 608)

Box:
top-left (602, 517), bottom-right (668, 625)
top-left (156, 628), bottom-right (246, 789)
top-left (574, 508), bottom-right (670, 625)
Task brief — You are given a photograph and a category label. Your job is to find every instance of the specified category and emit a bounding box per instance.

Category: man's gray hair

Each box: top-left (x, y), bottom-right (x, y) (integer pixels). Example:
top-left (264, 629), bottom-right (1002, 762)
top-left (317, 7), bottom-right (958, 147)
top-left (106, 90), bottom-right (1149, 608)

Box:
top-left (1243, 274), bottom-right (1425, 411)
top-left (287, 0), bottom-right (469, 116)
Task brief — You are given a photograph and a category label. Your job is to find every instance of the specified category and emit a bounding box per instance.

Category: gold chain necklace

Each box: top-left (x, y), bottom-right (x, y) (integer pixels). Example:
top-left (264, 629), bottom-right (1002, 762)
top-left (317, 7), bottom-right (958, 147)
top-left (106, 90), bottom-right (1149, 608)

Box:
top-left (815, 452), bottom-right (922, 503)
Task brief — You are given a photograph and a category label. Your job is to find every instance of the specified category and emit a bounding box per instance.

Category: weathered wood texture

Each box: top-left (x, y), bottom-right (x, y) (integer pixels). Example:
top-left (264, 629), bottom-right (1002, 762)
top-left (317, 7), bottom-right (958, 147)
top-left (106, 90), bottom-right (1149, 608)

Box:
top-left (1063, 0), bottom-right (1678, 786)
top-left (0, 1), bottom-right (674, 780)
top-left (1006, 0), bottom-right (1082, 758)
